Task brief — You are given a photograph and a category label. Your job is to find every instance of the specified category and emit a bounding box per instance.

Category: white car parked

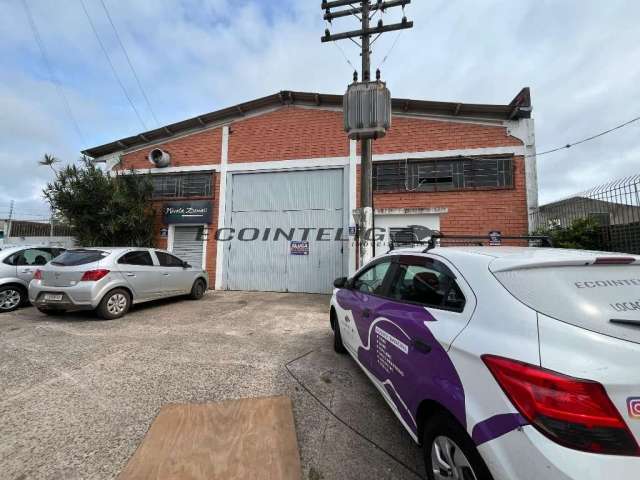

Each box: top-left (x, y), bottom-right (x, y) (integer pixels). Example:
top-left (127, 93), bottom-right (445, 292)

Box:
top-left (330, 246), bottom-right (640, 480)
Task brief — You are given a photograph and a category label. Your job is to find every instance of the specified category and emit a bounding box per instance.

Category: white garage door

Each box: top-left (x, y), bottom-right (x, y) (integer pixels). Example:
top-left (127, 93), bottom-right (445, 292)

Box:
top-left (172, 226), bottom-right (205, 269)
top-left (224, 169), bottom-right (346, 294)
top-left (375, 213), bottom-right (440, 251)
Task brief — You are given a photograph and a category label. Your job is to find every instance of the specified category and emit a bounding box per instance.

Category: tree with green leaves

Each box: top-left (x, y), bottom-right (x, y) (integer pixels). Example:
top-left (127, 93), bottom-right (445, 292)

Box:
top-left (42, 156), bottom-right (156, 247)
top-left (38, 153), bottom-right (60, 173)
top-left (535, 217), bottom-right (604, 251)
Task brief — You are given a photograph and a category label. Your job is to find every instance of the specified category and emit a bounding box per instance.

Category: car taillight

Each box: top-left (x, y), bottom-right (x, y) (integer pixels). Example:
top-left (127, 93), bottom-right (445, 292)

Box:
top-left (482, 355), bottom-right (639, 456)
top-left (34, 269), bottom-right (42, 280)
top-left (80, 269), bottom-right (110, 282)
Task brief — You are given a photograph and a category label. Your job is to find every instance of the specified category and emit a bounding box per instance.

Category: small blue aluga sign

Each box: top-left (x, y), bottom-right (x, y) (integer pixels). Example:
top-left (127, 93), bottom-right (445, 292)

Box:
top-left (290, 241), bottom-right (309, 255)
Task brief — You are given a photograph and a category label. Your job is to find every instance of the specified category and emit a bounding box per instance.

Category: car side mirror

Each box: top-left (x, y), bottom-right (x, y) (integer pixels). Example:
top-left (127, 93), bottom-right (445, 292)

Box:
top-left (182, 262), bottom-right (191, 269)
top-left (333, 277), bottom-right (349, 289)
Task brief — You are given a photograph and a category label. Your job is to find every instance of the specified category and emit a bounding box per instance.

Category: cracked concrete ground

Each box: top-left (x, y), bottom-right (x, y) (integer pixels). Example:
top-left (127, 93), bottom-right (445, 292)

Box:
top-left (0, 291), bottom-right (424, 480)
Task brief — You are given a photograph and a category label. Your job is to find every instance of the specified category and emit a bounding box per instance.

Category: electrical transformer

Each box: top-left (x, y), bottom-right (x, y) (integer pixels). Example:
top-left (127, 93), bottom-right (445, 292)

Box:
top-left (343, 80), bottom-right (392, 140)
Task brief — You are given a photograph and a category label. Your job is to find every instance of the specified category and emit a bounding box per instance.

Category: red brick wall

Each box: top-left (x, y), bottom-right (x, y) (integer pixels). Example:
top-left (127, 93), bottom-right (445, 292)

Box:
top-left (373, 116), bottom-right (521, 154)
top-left (118, 128), bottom-right (222, 170)
top-left (228, 106), bottom-right (349, 162)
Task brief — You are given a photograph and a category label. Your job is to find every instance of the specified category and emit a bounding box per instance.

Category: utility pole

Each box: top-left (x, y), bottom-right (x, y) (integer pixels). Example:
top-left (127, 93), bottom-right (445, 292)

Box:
top-left (360, 0), bottom-right (374, 261)
top-left (322, 1), bottom-right (413, 264)
top-left (7, 199), bottom-right (14, 239)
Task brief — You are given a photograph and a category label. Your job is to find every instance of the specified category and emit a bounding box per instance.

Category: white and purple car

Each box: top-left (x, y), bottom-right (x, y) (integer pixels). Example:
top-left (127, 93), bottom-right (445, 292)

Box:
top-left (330, 246), bottom-right (640, 480)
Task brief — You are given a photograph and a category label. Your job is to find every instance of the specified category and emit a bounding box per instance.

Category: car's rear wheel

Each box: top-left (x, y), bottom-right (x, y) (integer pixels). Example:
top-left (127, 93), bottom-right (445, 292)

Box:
top-left (0, 286), bottom-right (24, 313)
top-left (97, 288), bottom-right (130, 320)
top-left (332, 311), bottom-right (347, 354)
top-left (189, 279), bottom-right (206, 300)
top-left (424, 413), bottom-right (493, 480)
top-left (37, 307), bottom-right (66, 316)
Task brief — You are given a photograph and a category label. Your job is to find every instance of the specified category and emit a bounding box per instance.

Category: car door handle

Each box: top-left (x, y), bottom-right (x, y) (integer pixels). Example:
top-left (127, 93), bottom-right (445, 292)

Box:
top-left (126, 273), bottom-right (136, 277)
top-left (412, 339), bottom-right (432, 354)
top-left (21, 269), bottom-right (32, 273)
top-left (162, 273), bottom-right (170, 276)
top-left (362, 308), bottom-right (371, 318)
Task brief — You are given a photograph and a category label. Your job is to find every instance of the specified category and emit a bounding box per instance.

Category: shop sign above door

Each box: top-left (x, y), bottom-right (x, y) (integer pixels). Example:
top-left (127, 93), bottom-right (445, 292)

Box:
top-left (163, 200), bottom-right (212, 224)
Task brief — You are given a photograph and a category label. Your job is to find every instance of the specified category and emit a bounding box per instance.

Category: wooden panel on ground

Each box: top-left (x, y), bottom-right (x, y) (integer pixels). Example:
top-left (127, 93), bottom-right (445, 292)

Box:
top-left (118, 396), bottom-right (302, 480)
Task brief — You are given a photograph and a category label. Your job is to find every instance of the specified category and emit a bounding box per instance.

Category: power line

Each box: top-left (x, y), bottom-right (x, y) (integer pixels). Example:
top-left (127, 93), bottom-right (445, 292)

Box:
top-left (98, 0), bottom-right (160, 127)
top-left (531, 114), bottom-right (640, 158)
top-left (332, 36), bottom-right (358, 71)
top-left (78, 0), bottom-right (147, 131)
top-left (377, 30), bottom-right (403, 69)
top-left (21, 0), bottom-right (85, 143)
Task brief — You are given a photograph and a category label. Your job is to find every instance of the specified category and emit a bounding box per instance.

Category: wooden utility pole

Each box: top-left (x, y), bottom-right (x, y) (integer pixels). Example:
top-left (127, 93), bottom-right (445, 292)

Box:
top-left (322, 1), bottom-right (413, 263)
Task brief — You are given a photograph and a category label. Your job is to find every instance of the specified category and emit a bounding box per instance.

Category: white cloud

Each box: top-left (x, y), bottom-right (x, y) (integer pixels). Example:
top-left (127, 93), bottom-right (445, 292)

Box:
top-left (1, 0), bottom-right (639, 216)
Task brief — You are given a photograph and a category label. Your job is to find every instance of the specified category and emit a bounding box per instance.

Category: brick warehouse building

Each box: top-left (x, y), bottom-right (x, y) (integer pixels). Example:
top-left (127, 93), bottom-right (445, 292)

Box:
top-left (84, 89), bottom-right (538, 294)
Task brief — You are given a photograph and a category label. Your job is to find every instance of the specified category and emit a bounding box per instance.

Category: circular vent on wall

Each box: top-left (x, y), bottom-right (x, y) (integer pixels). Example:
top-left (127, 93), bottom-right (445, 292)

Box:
top-left (148, 148), bottom-right (171, 168)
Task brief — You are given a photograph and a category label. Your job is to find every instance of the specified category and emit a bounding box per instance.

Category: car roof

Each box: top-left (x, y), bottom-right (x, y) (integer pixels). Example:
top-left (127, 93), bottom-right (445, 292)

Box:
top-left (66, 247), bottom-right (154, 253)
top-left (380, 246), bottom-right (640, 272)
top-left (0, 245), bottom-right (56, 254)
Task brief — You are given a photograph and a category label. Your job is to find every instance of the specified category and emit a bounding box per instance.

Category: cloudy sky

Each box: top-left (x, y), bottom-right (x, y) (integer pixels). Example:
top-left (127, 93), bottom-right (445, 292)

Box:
top-left (1, 0), bottom-right (639, 220)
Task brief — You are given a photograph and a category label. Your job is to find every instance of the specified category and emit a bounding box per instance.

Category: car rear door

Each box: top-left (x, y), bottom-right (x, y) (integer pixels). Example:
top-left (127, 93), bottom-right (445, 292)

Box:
top-left (117, 250), bottom-right (162, 301)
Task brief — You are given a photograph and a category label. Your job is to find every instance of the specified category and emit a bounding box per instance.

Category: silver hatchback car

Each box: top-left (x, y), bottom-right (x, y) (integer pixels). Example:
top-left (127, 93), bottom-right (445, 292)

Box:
top-left (29, 247), bottom-right (209, 319)
top-left (0, 245), bottom-right (66, 313)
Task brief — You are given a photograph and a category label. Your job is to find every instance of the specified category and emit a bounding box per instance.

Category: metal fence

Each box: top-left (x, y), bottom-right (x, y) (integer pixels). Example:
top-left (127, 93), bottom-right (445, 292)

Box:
top-left (529, 174), bottom-right (640, 254)
top-left (1, 219), bottom-right (75, 248)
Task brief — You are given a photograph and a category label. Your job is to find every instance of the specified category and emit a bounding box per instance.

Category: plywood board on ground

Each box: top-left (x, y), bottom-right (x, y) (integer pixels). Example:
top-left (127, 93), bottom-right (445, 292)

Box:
top-left (118, 396), bottom-right (302, 480)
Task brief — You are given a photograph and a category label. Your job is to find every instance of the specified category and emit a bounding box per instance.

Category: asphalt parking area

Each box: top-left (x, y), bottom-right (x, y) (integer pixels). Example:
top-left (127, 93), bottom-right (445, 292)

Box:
top-left (0, 291), bottom-right (424, 480)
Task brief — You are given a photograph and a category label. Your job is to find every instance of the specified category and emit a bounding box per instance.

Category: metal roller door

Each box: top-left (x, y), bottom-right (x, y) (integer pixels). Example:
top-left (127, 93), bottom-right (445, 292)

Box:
top-left (225, 169), bottom-right (345, 294)
top-left (172, 226), bottom-right (204, 269)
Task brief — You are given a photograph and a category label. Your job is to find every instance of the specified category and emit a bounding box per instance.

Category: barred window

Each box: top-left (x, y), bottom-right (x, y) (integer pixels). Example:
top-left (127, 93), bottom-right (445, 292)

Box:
top-left (373, 157), bottom-right (513, 192)
top-left (151, 172), bottom-right (213, 199)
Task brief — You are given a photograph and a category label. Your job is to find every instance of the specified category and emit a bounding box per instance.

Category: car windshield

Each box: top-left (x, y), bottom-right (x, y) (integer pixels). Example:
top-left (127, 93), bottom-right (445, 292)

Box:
top-left (493, 264), bottom-right (640, 344)
top-left (51, 249), bottom-right (109, 266)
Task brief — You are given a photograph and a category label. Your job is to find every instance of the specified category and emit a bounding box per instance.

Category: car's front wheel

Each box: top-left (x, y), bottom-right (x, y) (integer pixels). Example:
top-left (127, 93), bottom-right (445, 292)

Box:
top-left (97, 288), bottom-right (131, 320)
top-left (0, 285), bottom-right (25, 313)
top-left (189, 279), bottom-right (206, 300)
top-left (331, 310), bottom-right (347, 354)
top-left (424, 412), bottom-right (493, 480)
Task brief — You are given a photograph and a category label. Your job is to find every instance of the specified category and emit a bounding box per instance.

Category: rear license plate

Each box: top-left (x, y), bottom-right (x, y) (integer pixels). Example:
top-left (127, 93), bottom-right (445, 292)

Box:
top-left (44, 294), bottom-right (63, 302)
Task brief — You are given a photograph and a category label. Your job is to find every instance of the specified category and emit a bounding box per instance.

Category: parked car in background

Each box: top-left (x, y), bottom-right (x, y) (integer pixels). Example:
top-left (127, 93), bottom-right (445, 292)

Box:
top-left (29, 247), bottom-right (209, 319)
top-left (0, 245), bottom-right (66, 312)
top-left (330, 246), bottom-right (640, 480)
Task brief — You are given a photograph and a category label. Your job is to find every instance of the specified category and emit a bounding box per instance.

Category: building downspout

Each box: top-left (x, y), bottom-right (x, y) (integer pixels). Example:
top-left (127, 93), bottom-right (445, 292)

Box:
top-left (507, 117), bottom-right (538, 232)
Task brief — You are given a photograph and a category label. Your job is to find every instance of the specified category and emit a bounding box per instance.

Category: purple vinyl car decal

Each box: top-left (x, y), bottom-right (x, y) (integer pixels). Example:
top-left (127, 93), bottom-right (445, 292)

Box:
top-left (471, 413), bottom-right (529, 445)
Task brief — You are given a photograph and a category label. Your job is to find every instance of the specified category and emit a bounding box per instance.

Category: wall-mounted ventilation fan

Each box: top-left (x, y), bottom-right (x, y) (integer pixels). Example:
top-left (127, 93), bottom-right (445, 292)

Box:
top-left (148, 148), bottom-right (171, 168)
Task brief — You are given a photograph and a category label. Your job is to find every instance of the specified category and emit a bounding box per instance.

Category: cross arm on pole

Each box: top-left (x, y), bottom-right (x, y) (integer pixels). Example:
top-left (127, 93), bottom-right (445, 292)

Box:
top-left (323, 0), bottom-right (411, 21)
top-left (321, 19), bottom-right (413, 42)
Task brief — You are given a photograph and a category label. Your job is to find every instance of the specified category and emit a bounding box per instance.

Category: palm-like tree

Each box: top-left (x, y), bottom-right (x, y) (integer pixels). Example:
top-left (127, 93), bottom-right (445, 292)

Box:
top-left (39, 153), bottom-right (60, 173)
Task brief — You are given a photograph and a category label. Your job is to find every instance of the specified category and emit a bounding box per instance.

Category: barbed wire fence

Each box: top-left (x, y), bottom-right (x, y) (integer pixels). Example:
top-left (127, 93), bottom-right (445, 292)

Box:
top-left (530, 174), bottom-right (640, 254)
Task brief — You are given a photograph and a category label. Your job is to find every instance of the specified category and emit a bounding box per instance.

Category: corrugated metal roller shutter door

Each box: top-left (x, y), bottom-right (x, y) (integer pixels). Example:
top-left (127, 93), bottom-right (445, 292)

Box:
top-left (225, 169), bottom-right (345, 294)
top-left (173, 226), bottom-right (204, 268)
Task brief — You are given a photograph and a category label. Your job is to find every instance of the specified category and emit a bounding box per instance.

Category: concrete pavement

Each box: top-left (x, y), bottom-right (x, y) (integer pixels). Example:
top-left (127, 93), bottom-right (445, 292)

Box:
top-left (0, 291), bottom-right (423, 480)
